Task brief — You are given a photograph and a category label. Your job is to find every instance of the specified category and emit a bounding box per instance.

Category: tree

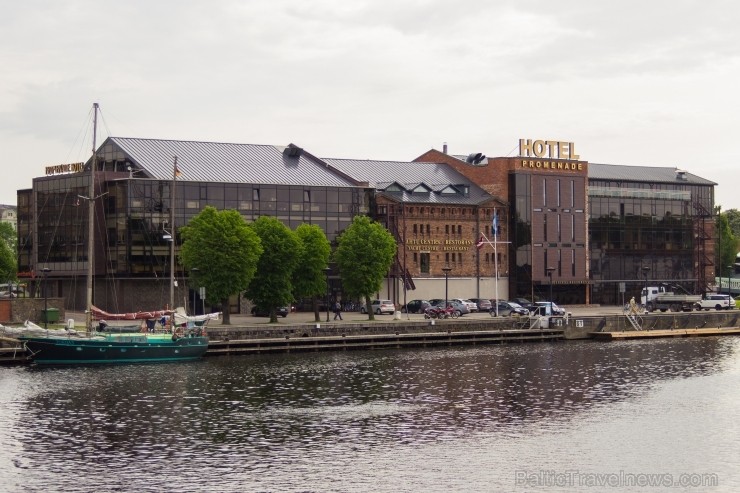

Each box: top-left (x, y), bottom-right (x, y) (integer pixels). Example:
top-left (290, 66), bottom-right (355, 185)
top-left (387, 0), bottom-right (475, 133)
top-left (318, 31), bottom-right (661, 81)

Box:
top-left (724, 208), bottom-right (740, 239)
top-left (246, 216), bottom-right (302, 323)
top-left (0, 223), bottom-right (16, 256)
top-left (180, 206), bottom-right (262, 325)
top-left (333, 215), bottom-right (397, 320)
top-left (293, 223), bottom-right (331, 322)
top-left (0, 239), bottom-right (15, 283)
top-left (717, 212), bottom-right (738, 281)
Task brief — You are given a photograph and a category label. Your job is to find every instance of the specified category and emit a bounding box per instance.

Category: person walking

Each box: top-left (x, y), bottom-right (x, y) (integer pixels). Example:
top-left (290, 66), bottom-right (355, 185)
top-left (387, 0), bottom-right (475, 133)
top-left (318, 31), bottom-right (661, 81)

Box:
top-left (629, 296), bottom-right (638, 315)
top-left (333, 300), bottom-right (343, 320)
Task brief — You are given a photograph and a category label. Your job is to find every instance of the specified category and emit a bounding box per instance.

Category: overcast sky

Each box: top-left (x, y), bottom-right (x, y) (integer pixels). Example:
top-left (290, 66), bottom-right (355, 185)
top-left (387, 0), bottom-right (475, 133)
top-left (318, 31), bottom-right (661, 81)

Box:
top-left (2, 0), bottom-right (739, 209)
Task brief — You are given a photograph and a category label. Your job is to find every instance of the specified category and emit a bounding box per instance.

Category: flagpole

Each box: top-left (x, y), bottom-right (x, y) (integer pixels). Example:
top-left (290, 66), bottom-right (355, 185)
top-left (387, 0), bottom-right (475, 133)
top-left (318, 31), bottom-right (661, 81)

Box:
top-left (493, 208), bottom-right (498, 316)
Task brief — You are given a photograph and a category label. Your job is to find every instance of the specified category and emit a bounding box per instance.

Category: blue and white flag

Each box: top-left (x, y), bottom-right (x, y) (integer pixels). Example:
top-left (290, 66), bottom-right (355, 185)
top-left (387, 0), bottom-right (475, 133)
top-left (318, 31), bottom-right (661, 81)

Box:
top-left (492, 210), bottom-right (499, 239)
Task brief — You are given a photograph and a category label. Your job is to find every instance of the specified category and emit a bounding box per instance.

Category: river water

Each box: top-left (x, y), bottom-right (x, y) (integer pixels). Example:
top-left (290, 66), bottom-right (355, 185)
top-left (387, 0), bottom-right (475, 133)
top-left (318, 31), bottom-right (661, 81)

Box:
top-left (1, 338), bottom-right (739, 492)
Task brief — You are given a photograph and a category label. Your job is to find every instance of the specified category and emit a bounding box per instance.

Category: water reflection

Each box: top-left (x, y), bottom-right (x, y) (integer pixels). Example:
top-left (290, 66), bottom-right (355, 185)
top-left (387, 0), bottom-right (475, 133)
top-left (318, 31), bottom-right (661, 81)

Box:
top-left (1, 337), bottom-right (736, 492)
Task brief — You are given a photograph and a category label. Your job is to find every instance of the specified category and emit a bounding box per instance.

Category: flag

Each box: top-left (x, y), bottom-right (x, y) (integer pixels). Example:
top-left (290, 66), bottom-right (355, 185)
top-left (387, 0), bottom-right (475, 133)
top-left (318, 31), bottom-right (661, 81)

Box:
top-left (492, 211), bottom-right (499, 239)
top-left (174, 164), bottom-right (182, 178)
top-left (476, 235), bottom-right (485, 250)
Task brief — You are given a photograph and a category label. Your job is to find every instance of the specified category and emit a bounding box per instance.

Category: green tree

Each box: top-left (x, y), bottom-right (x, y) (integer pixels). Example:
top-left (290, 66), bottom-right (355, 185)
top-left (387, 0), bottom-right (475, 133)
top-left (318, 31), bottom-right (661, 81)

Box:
top-left (293, 223), bottom-right (331, 322)
top-left (180, 206), bottom-right (262, 325)
top-left (717, 211), bottom-right (738, 281)
top-left (246, 216), bottom-right (301, 323)
top-left (0, 223), bottom-right (16, 256)
top-left (0, 239), bottom-right (15, 282)
top-left (724, 208), bottom-right (740, 239)
top-left (333, 215), bottom-right (397, 320)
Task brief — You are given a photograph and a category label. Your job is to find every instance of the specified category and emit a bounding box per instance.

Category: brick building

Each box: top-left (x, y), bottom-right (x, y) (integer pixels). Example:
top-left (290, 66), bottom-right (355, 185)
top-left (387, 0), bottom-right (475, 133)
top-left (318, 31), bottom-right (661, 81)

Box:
top-left (324, 158), bottom-right (507, 304)
top-left (416, 139), bottom-right (716, 305)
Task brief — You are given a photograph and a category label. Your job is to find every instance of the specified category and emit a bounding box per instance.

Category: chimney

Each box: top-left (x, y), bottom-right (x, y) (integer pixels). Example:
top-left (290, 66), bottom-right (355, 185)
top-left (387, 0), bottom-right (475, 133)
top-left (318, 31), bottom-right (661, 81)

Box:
top-left (443, 142), bottom-right (448, 154)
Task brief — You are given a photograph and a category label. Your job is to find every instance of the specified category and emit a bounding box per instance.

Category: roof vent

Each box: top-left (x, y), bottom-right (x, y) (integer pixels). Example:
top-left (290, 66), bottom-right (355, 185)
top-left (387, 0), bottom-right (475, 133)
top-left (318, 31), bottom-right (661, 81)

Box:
top-left (465, 153), bottom-right (486, 165)
top-left (675, 169), bottom-right (688, 181)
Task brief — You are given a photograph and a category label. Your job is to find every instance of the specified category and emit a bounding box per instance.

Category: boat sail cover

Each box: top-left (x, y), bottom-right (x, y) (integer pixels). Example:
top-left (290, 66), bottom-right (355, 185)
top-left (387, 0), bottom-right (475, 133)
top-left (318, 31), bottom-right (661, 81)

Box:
top-left (90, 305), bottom-right (172, 321)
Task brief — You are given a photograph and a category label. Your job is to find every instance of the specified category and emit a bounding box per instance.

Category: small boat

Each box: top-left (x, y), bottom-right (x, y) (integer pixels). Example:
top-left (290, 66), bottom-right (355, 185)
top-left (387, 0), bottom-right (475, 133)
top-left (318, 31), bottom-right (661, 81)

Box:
top-left (20, 104), bottom-right (213, 366)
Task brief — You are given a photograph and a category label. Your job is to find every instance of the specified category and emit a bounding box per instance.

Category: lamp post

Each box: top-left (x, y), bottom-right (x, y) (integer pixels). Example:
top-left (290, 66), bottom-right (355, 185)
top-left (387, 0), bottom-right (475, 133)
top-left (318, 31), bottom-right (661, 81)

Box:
top-left (546, 267), bottom-right (555, 315)
top-left (324, 267), bottom-right (331, 322)
top-left (442, 266), bottom-right (451, 310)
top-left (42, 267), bottom-right (51, 330)
top-left (642, 266), bottom-right (650, 309)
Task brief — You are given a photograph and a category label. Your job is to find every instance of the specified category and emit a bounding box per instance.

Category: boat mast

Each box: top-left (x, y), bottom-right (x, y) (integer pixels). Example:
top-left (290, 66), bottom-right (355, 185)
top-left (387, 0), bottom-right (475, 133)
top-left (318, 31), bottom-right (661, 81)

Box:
top-left (170, 156), bottom-right (178, 310)
top-left (86, 103), bottom-right (99, 331)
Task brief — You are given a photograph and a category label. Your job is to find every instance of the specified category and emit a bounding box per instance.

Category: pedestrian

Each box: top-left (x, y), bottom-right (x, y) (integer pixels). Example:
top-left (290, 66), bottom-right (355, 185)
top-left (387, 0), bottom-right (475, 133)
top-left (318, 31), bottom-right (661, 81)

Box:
top-left (333, 300), bottom-right (343, 320)
top-left (629, 296), bottom-right (638, 315)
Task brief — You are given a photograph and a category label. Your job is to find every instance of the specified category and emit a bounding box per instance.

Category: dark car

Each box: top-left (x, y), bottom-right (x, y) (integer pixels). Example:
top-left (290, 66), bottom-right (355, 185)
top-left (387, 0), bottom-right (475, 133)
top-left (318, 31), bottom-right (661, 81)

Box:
top-left (402, 299), bottom-right (432, 314)
top-left (510, 297), bottom-right (537, 312)
top-left (468, 298), bottom-right (492, 312)
top-left (491, 301), bottom-right (530, 316)
top-left (251, 306), bottom-right (289, 317)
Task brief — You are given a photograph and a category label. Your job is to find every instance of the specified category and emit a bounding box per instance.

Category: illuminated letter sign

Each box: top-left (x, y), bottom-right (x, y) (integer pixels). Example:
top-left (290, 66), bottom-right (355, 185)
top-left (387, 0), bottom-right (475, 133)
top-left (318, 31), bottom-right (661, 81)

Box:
top-left (519, 139), bottom-right (580, 160)
top-left (45, 162), bottom-right (85, 175)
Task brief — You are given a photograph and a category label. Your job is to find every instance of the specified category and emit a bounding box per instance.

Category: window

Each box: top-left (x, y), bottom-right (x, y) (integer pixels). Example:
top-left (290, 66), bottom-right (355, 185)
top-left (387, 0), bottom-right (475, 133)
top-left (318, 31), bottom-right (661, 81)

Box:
top-left (420, 253), bottom-right (430, 274)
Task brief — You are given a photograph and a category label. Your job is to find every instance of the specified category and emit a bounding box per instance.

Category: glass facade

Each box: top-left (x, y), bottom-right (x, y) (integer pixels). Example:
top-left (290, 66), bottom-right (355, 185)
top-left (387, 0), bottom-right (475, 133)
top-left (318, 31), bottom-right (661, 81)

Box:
top-left (588, 180), bottom-right (714, 305)
top-left (19, 171), bottom-right (366, 311)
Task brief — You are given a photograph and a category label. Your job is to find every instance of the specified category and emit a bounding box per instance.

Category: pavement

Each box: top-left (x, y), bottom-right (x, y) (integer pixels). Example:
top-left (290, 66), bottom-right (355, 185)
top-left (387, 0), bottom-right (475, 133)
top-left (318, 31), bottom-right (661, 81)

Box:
top-left (63, 305), bottom-right (627, 328)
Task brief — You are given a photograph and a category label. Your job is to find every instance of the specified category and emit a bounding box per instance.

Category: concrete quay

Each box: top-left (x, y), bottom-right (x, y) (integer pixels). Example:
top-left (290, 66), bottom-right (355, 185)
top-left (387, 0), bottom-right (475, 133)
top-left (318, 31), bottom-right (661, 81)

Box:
top-left (2, 306), bottom-right (740, 364)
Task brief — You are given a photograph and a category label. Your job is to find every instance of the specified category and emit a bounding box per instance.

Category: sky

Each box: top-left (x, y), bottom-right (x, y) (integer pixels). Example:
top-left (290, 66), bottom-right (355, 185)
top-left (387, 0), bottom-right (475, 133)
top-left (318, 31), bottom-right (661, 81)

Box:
top-left (2, 0), bottom-right (739, 208)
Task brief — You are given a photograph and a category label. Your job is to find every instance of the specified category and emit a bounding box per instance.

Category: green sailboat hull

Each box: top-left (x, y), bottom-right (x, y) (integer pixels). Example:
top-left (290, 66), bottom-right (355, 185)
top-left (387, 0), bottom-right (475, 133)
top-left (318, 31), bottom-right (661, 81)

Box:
top-left (22, 333), bottom-right (209, 365)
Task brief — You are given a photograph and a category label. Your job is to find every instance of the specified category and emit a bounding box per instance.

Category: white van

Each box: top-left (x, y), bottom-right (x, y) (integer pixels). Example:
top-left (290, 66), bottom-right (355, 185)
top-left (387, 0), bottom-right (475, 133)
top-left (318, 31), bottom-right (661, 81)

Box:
top-left (695, 294), bottom-right (735, 311)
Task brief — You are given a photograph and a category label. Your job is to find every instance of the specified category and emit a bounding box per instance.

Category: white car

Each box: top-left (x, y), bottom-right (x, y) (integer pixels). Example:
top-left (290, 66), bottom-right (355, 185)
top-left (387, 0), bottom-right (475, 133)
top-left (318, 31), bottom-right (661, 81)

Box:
top-left (695, 294), bottom-right (735, 311)
top-left (453, 298), bottom-right (478, 313)
top-left (534, 301), bottom-right (565, 316)
top-left (361, 299), bottom-right (395, 315)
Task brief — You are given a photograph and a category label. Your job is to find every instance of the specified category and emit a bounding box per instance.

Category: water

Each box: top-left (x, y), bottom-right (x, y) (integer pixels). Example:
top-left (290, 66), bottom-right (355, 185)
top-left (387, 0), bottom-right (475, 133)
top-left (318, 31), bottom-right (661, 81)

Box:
top-left (1, 338), bottom-right (739, 492)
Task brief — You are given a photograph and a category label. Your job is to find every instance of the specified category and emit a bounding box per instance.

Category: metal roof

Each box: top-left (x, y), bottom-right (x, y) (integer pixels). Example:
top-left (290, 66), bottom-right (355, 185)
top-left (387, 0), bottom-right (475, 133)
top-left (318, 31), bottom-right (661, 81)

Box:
top-left (105, 137), bottom-right (360, 188)
top-left (588, 162), bottom-right (716, 185)
top-left (322, 158), bottom-right (496, 205)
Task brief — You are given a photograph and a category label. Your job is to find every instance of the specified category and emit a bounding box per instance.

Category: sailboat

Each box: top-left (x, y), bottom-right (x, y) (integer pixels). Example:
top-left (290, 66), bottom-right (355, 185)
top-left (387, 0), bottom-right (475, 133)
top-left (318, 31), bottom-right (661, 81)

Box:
top-left (20, 104), bottom-right (212, 365)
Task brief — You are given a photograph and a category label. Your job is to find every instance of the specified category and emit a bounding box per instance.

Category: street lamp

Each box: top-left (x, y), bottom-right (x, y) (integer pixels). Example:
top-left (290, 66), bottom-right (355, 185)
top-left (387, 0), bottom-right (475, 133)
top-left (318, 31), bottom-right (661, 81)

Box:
top-left (324, 267), bottom-right (331, 322)
top-left (42, 267), bottom-right (51, 330)
top-left (442, 266), bottom-right (451, 310)
top-left (642, 266), bottom-right (650, 309)
top-left (546, 267), bottom-right (555, 315)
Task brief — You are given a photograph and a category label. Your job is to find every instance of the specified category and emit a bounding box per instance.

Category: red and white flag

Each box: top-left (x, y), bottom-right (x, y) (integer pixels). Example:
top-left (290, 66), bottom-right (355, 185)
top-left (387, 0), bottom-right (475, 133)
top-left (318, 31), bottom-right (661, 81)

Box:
top-left (476, 236), bottom-right (485, 250)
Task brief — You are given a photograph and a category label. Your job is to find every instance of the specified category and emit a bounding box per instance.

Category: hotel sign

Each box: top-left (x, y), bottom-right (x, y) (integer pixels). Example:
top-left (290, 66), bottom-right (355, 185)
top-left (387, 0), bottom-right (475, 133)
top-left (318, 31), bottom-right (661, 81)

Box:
top-left (45, 162), bottom-right (84, 175)
top-left (518, 139), bottom-right (584, 172)
top-left (519, 139), bottom-right (579, 160)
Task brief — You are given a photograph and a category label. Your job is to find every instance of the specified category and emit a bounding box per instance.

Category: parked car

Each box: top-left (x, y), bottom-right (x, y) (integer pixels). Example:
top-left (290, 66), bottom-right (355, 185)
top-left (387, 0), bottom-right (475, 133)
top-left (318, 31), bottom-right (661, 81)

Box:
top-left (534, 301), bottom-right (566, 316)
top-left (695, 294), bottom-right (735, 311)
top-left (510, 297), bottom-right (536, 312)
top-left (401, 299), bottom-right (432, 314)
top-left (429, 299), bottom-right (470, 317)
top-left (491, 301), bottom-right (530, 316)
top-left (453, 298), bottom-right (478, 313)
top-left (468, 298), bottom-right (492, 312)
top-left (0, 283), bottom-right (27, 298)
top-left (251, 306), bottom-right (289, 317)
top-left (361, 299), bottom-right (395, 315)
